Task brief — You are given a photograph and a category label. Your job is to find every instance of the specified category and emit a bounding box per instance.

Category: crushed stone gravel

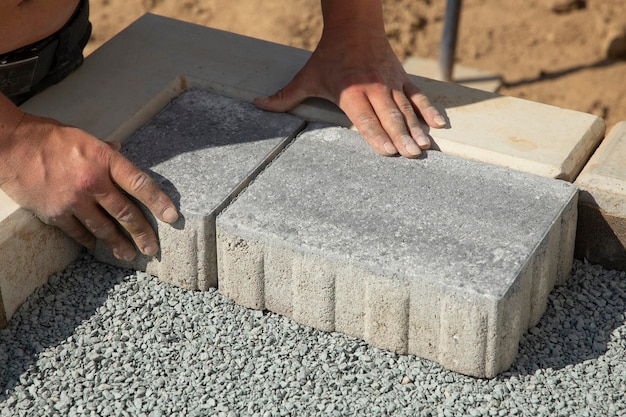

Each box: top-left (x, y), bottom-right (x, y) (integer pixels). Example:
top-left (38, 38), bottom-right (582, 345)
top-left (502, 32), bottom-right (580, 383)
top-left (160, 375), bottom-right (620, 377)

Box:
top-left (1, 254), bottom-right (625, 416)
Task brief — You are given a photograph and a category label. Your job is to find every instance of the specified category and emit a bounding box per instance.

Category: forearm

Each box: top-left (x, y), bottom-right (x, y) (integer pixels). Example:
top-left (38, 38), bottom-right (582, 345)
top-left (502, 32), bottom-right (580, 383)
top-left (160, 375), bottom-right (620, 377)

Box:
top-left (0, 94), bottom-right (25, 139)
top-left (320, 0), bottom-right (385, 33)
top-left (0, 94), bottom-right (26, 185)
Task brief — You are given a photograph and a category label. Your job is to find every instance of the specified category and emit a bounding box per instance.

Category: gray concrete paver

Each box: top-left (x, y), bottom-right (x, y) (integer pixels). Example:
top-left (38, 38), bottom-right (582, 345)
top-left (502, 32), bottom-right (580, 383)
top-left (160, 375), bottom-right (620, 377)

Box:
top-left (94, 89), bottom-right (305, 290)
top-left (217, 123), bottom-right (579, 377)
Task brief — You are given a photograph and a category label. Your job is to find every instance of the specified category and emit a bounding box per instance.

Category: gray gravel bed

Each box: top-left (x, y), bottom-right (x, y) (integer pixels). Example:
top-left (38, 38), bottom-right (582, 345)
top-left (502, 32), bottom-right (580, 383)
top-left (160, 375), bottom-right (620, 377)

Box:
top-left (1, 254), bottom-right (625, 416)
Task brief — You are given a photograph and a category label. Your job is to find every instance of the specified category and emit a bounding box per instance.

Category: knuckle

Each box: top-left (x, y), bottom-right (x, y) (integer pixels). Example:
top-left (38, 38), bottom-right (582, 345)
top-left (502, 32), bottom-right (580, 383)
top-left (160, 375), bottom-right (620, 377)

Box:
top-left (354, 112), bottom-right (381, 129)
top-left (127, 171), bottom-right (154, 194)
top-left (40, 207), bottom-right (72, 227)
top-left (132, 229), bottom-right (154, 245)
top-left (87, 219), bottom-right (118, 240)
top-left (386, 109), bottom-right (405, 123)
top-left (398, 101), bottom-right (416, 115)
top-left (76, 172), bottom-right (101, 194)
top-left (414, 94), bottom-right (433, 109)
top-left (274, 89), bottom-right (286, 100)
top-left (114, 203), bottom-right (139, 225)
top-left (407, 119), bottom-right (425, 132)
top-left (71, 229), bottom-right (95, 248)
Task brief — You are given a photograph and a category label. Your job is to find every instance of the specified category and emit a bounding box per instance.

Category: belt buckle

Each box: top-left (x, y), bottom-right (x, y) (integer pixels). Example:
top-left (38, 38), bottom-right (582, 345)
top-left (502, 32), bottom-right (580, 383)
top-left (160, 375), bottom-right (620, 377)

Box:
top-left (0, 56), bottom-right (38, 97)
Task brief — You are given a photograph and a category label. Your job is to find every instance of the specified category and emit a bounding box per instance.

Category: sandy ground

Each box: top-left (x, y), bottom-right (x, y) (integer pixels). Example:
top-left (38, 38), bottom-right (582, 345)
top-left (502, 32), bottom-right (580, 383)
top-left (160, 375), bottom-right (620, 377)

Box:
top-left (86, 0), bottom-right (626, 133)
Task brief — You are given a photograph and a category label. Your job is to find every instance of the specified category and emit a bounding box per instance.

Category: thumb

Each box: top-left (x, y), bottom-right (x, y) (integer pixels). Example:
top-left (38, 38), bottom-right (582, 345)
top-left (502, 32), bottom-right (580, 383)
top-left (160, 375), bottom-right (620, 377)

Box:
top-left (254, 76), bottom-right (312, 113)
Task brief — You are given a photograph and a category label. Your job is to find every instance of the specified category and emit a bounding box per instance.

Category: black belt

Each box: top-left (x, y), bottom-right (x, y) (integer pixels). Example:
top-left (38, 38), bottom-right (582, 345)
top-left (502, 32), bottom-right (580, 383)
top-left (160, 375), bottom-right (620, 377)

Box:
top-left (0, 0), bottom-right (91, 103)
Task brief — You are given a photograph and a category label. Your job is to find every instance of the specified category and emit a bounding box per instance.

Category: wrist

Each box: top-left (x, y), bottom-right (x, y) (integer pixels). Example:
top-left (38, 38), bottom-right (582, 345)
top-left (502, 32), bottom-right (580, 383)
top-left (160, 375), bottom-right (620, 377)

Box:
top-left (0, 94), bottom-right (31, 188)
top-left (321, 0), bottom-right (385, 33)
top-left (0, 93), bottom-right (26, 151)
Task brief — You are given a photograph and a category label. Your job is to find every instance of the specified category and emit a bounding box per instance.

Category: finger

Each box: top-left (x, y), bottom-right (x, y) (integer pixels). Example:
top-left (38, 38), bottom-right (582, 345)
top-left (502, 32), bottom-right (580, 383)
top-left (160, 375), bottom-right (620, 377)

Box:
top-left (338, 87), bottom-right (398, 156)
top-left (254, 86), bottom-right (308, 113)
top-left (97, 189), bottom-right (160, 257)
top-left (404, 82), bottom-right (447, 128)
top-left (369, 88), bottom-right (422, 158)
top-left (51, 214), bottom-right (97, 249)
top-left (109, 154), bottom-right (178, 224)
top-left (254, 71), bottom-right (317, 113)
top-left (76, 203), bottom-right (138, 261)
top-left (392, 90), bottom-right (431, 151)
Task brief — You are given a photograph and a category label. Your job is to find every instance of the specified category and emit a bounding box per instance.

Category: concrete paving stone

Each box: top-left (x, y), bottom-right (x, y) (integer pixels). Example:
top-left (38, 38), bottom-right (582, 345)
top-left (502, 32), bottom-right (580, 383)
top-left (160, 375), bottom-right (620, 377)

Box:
top-left (575, 121), bottom-right (626, 270)
top-left (403, 56), bottom-right (502, 93)
top-left (93, 89), bottom-right (305, 290)
top-left (216, 123), bottom-right (579, 378)
top-left (0, 191), bottom-right (80, 327)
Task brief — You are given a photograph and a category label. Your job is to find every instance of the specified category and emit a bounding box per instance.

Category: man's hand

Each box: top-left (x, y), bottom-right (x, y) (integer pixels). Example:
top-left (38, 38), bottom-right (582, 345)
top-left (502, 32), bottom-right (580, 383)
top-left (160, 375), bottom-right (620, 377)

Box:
top-left (255, 0), bottom-right (446, 158)
top-left (0, 109), bottom-right (178, 261)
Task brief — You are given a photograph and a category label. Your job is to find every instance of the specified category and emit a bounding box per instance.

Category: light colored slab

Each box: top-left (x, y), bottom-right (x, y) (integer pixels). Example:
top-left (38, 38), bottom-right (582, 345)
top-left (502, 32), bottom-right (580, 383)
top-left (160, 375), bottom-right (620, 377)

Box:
top-left (93, 89), bottom-right (304, 290)
top-left (216, 123), bottom-right (579, 377)
top-left (0, 192), bottom-right (80, 325)
top-left (403, 56), bottom-right (502, 93)
top-left (575, 121), bottom-right (626, 270)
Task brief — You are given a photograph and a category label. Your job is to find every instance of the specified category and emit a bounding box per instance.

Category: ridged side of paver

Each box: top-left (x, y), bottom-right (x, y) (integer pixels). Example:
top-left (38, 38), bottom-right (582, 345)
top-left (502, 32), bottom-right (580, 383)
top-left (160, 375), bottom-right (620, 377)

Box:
top-left (216, 124), bottom-right (578, 377)
top-left (94, 89), bottom-right (304, 290)
top-left (575, 121), bottom-right (626, 271)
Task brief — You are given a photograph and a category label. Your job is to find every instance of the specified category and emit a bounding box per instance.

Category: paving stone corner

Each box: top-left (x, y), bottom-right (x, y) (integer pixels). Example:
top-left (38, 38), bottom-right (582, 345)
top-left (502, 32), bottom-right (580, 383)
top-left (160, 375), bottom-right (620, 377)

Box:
top-left (92, 89), bottom-right (305, 289)
top-left (574, 121), bottom-right (626, 270)
top-left (0, 194), bottom-right (80, 327)
top-left (216, 123), bottom-right (578, 377)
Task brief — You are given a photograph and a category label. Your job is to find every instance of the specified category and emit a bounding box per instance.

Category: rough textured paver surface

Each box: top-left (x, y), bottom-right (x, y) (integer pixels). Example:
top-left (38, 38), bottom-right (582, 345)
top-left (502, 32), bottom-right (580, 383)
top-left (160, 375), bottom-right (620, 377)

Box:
top-left (94, 89), bottom-right (304, 290)
top-left (217, 124), bottom-right (579, 377)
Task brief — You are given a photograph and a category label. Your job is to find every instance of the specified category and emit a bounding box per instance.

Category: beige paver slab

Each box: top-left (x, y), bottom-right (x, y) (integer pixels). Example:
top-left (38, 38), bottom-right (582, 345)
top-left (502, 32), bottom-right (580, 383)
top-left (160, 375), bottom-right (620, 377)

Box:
top-left (575, 121), bottom-right (626, 270)
top-left (0, 191), bottom-right (80, 326)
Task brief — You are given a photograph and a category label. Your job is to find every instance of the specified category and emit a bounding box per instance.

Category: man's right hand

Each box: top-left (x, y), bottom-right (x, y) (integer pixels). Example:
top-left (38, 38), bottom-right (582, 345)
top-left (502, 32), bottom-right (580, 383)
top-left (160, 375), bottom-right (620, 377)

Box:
top-left (0, 99), bottom-right (178, 261)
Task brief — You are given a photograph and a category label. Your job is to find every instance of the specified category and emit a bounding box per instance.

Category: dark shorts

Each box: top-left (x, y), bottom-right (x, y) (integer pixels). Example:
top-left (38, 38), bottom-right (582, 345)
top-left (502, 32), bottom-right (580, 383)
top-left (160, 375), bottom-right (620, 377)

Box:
top-left (0, 0), bottom-right (91, 105)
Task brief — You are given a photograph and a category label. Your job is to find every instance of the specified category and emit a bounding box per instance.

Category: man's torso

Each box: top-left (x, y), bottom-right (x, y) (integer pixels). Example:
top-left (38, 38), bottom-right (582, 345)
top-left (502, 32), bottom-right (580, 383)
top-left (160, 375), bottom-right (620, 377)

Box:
top-left (0, 0), bottom-right (81, 54)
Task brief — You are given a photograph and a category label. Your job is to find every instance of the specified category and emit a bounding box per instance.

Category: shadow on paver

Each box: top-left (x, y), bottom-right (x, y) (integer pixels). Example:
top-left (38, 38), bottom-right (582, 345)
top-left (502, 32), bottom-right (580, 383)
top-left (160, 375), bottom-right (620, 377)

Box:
top-left (0, 255), bottom-right (129, 394)
top-left (501, 260), bottom-right (626, 377)
top-left (501, 58), bottom-right (618, 89)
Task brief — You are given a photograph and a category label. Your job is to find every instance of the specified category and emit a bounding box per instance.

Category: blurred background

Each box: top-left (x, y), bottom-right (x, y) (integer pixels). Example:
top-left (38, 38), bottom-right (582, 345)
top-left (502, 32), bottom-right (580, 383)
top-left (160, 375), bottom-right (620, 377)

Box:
top-left (86, 0), bottom-right (626, 131)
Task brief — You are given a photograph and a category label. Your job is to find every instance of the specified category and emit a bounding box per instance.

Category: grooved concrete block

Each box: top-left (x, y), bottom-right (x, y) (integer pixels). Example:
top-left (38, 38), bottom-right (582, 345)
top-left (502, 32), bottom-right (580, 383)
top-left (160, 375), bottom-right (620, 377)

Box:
top-left (94, 89), bottom-right (304, 290)
top-left (575, 121), bottom-right (626, 270)
top-left (216, 124), bottom-right (578, 377)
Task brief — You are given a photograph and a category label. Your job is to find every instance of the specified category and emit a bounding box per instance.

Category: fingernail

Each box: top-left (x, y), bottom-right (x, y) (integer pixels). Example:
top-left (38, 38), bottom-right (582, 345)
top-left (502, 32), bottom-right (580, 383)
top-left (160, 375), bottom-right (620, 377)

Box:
top-left (143, 243), bottom-right (159, 257)
top-left (383, 142), bottom-right (397, 155)
top-left (416, 134), bottom-right (430, 148)
top-left (406, 142), bottom-right (422, 156)
top-left (163, 207), bottom-right (178, 223)
top-left (434, 115), bottom-right (446, 127)
top-left (401, 135), bottom-right (421, 156)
